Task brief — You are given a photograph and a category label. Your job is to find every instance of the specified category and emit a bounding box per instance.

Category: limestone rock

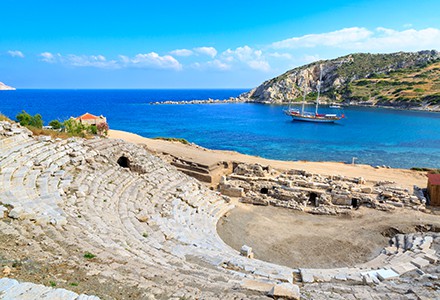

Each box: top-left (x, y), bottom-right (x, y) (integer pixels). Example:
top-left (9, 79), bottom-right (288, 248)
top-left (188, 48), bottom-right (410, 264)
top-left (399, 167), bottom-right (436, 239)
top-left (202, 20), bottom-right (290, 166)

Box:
top-left (268, 283), bottom-right (300, 300)
top-left (240, 245), bottom-right (254, 258)
top-left (2, 266), bottom-right (11, 276)
top-left (8, 207), bottom-right (24, 219)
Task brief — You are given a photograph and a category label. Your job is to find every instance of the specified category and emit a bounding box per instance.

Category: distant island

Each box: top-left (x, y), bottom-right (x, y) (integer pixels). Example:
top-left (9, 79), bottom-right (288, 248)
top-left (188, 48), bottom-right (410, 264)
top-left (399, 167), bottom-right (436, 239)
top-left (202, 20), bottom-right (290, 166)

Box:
top-left (238, 50), bottom-right (440, 111)
top-left (0, 82), bottom-right (16, 90)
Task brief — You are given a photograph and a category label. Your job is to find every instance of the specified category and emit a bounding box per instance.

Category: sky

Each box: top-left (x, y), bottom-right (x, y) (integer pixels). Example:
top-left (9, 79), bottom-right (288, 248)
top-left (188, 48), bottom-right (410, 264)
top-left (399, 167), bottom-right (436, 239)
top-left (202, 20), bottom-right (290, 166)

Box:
top-left (1, 0), bottom-right (440, 89)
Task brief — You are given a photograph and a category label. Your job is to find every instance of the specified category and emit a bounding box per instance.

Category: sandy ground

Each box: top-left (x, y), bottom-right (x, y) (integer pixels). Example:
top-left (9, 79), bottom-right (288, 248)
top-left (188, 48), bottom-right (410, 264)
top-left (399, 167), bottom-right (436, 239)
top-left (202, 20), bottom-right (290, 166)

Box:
top-left (108, 129), bottom-right (428, 190)
top-left (217, 204), bottom-right (440, 269)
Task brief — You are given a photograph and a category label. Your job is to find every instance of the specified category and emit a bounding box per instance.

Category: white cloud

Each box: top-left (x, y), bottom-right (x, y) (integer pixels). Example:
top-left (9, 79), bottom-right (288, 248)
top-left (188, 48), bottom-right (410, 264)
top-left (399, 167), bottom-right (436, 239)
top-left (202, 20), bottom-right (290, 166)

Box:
top-left (192, 59), bottom-right (231, 71)
top-left (268, 52), bottom-right (293, 59)
top-left (7, 50), bottom-right (24, 58)
top-left (222, 46), bottom-right (270, 71)
top-left (272, 27), bottom-right (372, 49)
top-left (194, 47), bottom-right (218, 58)
top-left (66, 54), bottom-right (118, 68)
top-left (353, 27), bottom-right (440, 52)
top-left (39, 52), bottom-right (59, 63)
top-left (39, 51), bottom-right (181, 70)
top-left (170, 49), bottom-right (193, 57)
top-left (120, 52), bottom-right (182, 70)
top-left (270, 26), bottom-right (440, 53)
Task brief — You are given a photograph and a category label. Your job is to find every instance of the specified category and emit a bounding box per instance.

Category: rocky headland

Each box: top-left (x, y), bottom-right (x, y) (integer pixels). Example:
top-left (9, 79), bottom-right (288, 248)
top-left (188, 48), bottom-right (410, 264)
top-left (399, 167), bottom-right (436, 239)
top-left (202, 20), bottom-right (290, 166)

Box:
top-left (237, 50), bottom-right (440, 111)
top-left (0, 82), bottom-right (15, 90)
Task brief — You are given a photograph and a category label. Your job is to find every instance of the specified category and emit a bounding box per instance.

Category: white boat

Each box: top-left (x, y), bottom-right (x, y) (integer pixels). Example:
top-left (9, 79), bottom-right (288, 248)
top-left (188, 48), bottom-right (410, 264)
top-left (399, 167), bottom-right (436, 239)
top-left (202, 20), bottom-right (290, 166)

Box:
top-left (329, 103), bottom-right (342, 109)
top-left (285, 65), bottom-right (345, 123)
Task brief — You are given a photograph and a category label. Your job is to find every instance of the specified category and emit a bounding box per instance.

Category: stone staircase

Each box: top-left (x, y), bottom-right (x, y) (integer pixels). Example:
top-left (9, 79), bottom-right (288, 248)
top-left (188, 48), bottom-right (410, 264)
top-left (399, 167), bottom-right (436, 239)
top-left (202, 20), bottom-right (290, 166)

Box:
top-left (1, 121), bottom-right (439, 299)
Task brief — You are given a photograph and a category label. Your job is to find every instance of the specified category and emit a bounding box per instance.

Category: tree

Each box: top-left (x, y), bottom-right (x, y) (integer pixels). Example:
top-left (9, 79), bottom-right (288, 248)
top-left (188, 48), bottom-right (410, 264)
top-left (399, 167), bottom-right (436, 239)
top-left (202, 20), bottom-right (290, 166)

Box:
top-left (49, 120), bottom-right (63, 130)
top-left (16, 110), bottom-right (32, 126)
top-left (16, 110), bottom-right (43, 128)
top-left (30, 114), bottom-right (43, 128)
top-left (63, 118), bottom-right (85, 136)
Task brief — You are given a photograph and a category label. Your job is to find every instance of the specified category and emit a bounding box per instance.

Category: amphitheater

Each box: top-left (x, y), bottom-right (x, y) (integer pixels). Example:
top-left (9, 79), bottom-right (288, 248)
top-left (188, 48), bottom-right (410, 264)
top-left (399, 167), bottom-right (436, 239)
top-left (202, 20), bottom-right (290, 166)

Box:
top-left (0, 120), bottom-right (439, 300)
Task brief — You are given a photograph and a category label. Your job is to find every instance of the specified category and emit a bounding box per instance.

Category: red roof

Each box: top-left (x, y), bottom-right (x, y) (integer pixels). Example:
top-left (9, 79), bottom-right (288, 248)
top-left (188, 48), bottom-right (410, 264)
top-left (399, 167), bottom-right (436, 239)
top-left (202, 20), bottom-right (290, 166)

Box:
top-left (428, 174), bottom-right (440, 186)
top-left (76, 113), bottom-right (101, 120)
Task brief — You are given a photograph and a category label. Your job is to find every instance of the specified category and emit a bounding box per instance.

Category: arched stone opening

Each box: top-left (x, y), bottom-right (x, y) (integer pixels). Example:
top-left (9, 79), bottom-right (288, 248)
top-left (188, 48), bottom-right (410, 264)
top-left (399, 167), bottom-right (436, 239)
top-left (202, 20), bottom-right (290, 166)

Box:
top-left (309, 192), bottom-right (319, 207)
top-left (117, 156), bottom-right (130, 168)
top-left (260, 187), bottom-right (269, 194)
top-left (351, 198), bottom-right (359, 208)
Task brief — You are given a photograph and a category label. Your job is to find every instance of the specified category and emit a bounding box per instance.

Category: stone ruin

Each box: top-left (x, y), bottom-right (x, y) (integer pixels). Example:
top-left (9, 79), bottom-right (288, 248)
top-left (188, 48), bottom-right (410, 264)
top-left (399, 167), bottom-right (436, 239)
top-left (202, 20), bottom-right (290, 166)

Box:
top-left (219, 163), bottom-right (429, 215)
top-left (0, 120), bottom-right (439, 299)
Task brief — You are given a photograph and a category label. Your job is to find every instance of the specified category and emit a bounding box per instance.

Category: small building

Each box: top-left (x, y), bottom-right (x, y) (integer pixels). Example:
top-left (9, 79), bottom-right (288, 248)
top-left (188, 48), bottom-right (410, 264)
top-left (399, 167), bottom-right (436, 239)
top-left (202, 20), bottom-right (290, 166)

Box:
top-left (427, 174), bottom-right (440, 206)
top-left (75, 112), bottom-right (107, 126)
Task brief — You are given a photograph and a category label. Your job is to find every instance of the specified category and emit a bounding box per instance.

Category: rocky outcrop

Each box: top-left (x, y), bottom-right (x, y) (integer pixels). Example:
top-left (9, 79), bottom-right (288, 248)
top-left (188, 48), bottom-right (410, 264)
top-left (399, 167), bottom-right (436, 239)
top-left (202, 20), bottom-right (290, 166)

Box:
top-left (238, 50), bottom-right (440, 106)
top-left (0, 82), bottom-right (15, 90)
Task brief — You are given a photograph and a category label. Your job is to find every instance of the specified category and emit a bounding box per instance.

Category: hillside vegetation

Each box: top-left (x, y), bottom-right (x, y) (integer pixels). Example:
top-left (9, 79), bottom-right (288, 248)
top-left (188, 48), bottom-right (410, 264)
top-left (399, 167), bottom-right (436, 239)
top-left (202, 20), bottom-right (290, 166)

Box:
top-left (239, 50), bottom-right (440, 110)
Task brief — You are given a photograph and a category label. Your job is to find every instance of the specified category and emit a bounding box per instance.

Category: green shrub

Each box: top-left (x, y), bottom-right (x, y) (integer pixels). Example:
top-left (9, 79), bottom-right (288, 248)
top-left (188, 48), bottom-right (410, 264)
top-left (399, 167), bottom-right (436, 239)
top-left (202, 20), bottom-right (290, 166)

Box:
top-left (88, 125), bottom-right (98, 135)
top-left (49, 119), bottom-right (63, 129)
top-left (83, 252), bottom-right (96, 259)
top-left (63, 119), bottom-right (85, 136)
top-left (16, 110), bottom-right (43, 128)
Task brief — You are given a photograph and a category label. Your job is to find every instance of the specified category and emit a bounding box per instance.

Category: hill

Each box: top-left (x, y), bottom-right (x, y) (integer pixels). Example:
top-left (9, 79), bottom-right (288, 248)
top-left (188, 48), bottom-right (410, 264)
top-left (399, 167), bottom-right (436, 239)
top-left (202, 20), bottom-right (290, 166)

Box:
top-left (238, 50), bottom-right (440, 110)
top-left (0, 81), bottom-right (15, 90)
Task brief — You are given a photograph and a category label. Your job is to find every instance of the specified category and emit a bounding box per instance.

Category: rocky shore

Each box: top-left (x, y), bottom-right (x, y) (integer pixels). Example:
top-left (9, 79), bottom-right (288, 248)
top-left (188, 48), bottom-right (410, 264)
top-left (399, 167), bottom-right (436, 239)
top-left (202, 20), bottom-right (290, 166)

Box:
top-left (0, 81), bottom-right (15, 90)
top-left (150, 97), bottom-right (245, 105)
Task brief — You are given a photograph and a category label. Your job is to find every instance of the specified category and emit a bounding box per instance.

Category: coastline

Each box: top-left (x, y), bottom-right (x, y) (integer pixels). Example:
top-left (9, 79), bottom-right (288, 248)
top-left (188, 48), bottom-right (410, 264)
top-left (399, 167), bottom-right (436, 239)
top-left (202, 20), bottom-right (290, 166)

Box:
top-left (108, 129), bottom-right (428, 190)
top-left (149, 98), bottom-right (440, 112)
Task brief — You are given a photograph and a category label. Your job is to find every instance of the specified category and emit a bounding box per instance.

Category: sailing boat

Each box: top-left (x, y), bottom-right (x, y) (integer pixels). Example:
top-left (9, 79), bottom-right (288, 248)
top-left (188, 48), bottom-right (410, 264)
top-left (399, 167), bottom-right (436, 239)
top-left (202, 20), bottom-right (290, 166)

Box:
top-left (285, 65), bottom-right (344, 123)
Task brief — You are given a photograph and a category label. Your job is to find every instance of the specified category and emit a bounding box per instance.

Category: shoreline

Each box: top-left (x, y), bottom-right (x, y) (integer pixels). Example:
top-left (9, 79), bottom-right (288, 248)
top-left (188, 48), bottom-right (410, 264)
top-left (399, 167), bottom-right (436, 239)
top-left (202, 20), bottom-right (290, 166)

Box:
top-left (149, 98), bottom-right (440, 112)
top-left (108, 129), bottom-right (428, 190)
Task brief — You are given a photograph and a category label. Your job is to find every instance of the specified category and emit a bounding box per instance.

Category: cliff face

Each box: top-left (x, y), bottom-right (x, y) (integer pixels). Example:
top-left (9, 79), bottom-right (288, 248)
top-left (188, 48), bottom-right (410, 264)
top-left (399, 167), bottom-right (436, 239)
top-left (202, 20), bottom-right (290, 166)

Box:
top-left (0, 82), bottom-right (16, 90)
top-left (239, 50), bottom-right (440, 110)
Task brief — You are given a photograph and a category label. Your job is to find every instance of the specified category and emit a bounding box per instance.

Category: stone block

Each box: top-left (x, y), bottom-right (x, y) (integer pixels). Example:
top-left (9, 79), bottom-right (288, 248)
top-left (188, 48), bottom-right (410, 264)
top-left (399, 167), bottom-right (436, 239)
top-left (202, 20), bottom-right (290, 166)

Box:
top-left (0, 205), bottom-right (7, 218)
top-left (411, 257), bottom-right (430, 269)
top-left (361, 186), bottom-right (373, 193)
top-left (335, 273), bottom-right (348, 281)
top-left (423, 253), bottom-right (438, 264)
top-left (420, 236), bottom-right (433, 250)
top-left (268, 283), bottom-right (300, 300)
top-left (240, 245), bottom-right (253, 258)
top-left (376, 269), bottom-right (399, 281)
top-left (391, 262), bottom-right (418, 275)
top-left (8, 207), bottom-right (24, 219)
top-left (300, 269), bottom-right (314, 283)
top-left (219, 184), bottom-right (243, 197)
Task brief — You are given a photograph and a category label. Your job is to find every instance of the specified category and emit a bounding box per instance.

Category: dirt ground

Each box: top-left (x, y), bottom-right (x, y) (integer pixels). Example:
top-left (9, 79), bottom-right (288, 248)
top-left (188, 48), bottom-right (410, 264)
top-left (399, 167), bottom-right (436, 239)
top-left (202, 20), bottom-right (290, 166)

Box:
top-left (217, 204), bottom-right (440, 269)
top-left (109, 129), bottom-right (428, 191)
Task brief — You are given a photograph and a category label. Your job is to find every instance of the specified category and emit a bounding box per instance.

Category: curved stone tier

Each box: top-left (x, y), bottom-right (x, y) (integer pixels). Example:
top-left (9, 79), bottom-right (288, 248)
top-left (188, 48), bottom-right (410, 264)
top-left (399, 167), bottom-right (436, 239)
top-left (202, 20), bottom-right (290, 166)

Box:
top-left (0, 121), bottom-right (438, 299)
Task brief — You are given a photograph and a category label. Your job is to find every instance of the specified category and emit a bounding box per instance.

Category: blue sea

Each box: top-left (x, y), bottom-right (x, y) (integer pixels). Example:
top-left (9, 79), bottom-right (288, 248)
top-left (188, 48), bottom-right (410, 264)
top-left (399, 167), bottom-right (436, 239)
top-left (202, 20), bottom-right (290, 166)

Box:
top-left (1, 89), bottom-right (440, 169)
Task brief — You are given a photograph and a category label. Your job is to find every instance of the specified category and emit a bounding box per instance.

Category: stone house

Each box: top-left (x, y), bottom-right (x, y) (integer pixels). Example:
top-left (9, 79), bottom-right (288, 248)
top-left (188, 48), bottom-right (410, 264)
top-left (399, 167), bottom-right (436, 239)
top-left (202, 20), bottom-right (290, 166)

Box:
top-left (75, 113), bottom-right (107, 126)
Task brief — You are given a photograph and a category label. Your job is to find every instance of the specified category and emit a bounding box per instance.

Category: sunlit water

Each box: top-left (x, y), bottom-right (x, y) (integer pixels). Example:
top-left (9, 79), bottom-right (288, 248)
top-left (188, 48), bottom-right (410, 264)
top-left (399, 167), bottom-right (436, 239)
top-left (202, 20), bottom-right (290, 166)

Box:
top-left (1, 89), bottom-right (439, 169)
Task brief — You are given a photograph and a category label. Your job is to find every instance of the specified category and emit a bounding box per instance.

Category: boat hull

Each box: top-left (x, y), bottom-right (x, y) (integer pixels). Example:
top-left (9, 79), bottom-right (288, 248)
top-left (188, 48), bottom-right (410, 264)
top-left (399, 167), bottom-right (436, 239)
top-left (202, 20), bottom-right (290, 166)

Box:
top-left (291, 115), bottom-right (342, 123)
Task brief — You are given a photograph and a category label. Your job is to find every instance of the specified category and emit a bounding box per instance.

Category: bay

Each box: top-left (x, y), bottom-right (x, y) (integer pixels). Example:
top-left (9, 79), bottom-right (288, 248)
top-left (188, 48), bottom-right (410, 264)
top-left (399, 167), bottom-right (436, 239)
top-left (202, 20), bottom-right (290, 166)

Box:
top-left (1, 89), bottom-right (439, 169)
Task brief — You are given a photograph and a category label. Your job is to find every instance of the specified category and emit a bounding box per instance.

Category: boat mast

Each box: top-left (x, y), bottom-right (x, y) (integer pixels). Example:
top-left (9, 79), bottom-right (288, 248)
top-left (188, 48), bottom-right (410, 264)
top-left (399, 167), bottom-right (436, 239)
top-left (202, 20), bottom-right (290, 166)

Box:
top-left (315, 64), bottom-right (323, 115)
top-left (301, 73), bottom-right (307, 115)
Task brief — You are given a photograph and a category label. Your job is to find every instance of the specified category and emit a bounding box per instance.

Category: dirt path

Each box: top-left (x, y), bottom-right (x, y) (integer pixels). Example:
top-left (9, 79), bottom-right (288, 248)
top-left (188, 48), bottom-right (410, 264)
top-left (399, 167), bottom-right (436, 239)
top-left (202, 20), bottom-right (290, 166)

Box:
top-left (109, 129), bottom-right (428, 190)
top-left (217, 205), bottom-right (440, 269)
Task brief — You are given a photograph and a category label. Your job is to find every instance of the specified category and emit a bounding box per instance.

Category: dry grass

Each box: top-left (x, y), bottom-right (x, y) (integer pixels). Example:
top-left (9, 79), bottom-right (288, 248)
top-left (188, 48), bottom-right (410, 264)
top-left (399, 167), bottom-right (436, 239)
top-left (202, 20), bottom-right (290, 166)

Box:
top-left (0, 114), bottom-right (12, 122)
top-left (27, 126), bottom-right (94, 139)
